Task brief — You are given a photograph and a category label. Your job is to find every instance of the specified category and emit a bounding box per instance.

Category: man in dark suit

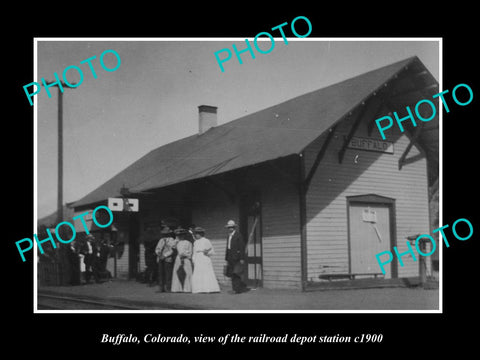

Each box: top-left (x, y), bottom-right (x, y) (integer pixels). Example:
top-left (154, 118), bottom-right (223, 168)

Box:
top-left (225, 220), bottom-right (250, 294)
top-left (80, 234), bottom-right (100, 284)
top-left (66, 240), bottom-right (81, 285)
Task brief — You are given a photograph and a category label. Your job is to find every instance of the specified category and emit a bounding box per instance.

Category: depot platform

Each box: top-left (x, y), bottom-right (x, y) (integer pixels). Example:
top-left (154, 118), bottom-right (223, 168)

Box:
top-left (37, 278), bottom-right (439, 311)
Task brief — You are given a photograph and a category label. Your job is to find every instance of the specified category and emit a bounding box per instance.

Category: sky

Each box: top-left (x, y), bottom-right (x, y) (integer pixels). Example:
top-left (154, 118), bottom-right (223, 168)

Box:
top-left (36, 39), bottom-right (440, 219)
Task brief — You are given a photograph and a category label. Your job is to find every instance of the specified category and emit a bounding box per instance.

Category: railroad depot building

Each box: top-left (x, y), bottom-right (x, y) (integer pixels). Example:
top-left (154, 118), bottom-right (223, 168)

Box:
top-left (71, 56), bottom-right (439, 290)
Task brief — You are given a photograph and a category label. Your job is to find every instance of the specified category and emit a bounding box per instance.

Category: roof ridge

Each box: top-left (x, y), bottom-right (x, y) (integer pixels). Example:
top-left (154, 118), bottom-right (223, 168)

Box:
top-left (221, 56), bottom-right (418, 129)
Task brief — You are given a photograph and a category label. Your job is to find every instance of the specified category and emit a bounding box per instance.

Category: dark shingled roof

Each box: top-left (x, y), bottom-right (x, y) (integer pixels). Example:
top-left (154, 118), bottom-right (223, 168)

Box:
top-left (72, 56), bottom-right (438, 208)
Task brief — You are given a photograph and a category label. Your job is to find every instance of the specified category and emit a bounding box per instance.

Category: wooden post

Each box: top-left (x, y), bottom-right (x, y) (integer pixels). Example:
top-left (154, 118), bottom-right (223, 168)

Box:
top-left (114, 250), bottom-right (117, 279)
top-left (419, 240), bottom-right (427, 287)
top-left (298, 153), bottom-right (308, 291)
top-left (305, 126), bottom-right (336, 191)
top-left (113, 231), bottom-right (118, 279)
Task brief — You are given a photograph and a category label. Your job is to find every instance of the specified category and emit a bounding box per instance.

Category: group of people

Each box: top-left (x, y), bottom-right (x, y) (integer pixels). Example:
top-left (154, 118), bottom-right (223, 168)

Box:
top-left (63, 218), bottom-right (250, 294)
top-left (143, 219), bottom-right (250, 294)
top-left (66, 234), bottom-right (112, 285)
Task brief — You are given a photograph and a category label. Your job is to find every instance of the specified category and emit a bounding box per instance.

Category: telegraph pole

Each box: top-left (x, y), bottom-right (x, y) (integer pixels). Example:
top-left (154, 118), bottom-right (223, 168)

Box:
top-left (57, 86), bottom-right (64, 224)
top-left (45, 81), bottom-right (76, 224)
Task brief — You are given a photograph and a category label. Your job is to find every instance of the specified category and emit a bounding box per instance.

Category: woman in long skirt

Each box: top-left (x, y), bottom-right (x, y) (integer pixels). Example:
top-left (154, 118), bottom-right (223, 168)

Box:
top-left (171, 228), bottom-right (193, 293)
top-left (191, 227), bottom-right (220, 293)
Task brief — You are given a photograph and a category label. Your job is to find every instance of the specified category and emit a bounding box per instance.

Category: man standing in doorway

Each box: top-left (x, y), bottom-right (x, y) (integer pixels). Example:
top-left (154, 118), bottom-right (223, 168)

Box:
top-left (225, 220), bottom-right (249, 294)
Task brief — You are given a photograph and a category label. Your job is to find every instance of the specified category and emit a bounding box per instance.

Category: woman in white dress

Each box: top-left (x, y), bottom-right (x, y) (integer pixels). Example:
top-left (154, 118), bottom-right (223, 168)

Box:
top-left (171, 229), bottom-right (193, 293)
top-left (191, 227), bottom-right (220, 293)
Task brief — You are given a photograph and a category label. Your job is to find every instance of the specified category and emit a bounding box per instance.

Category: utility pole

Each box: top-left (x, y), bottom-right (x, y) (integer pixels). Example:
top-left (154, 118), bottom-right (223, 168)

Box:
top-left (44, 81), bottom-right (76, 224)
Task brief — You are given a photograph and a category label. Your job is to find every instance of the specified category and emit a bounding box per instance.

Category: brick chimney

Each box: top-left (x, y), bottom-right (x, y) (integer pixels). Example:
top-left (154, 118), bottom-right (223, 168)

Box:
top-left (198, 105), bottom-right (217, 134)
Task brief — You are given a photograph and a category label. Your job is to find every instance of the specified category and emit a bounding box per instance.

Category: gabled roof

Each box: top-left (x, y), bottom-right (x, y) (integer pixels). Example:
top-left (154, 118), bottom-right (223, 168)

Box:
top-left (72, 56), bottom-right (438, 208)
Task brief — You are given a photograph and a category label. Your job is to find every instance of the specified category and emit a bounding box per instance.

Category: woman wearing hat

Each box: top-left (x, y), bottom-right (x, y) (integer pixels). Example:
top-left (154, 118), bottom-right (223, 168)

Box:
top-left (191, 227), bottom-right (220, 293)
top-left (171, 228), bottom-right (193, 293)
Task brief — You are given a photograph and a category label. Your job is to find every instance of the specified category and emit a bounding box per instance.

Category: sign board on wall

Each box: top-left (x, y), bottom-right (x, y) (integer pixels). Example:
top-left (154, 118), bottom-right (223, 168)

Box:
top-left (108, 197), bottom-right (139, 212)
top-left (362, 208), bottom-right (377, 223)
top-left (347, 136), bottom-right (394, 154)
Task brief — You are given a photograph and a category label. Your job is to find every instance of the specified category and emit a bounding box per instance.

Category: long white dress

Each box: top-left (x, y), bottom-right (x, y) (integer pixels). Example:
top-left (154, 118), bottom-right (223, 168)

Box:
top-left (191, 237), bottom-right (220, 293)
top-left (171, 240), bottom-right (193, 293)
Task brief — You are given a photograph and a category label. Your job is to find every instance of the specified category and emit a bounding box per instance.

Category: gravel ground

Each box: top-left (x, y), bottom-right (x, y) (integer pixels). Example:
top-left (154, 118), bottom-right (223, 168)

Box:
top-left (37, 279), bottom-right (439, 311)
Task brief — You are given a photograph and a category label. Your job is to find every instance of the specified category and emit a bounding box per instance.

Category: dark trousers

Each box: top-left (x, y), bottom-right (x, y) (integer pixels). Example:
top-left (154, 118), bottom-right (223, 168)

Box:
top-left (69, 258), bottom-right (81, 285)
top-left (145, 260), bottom-right (158, 285)
top-left (229, 261), bottom-right (247, 293)
top-left (84, 256), bottom-right (100, 283)
top-left (86, 266), bottom-right (100, 283)
top-left (158, 259), bottom-right (174, 292)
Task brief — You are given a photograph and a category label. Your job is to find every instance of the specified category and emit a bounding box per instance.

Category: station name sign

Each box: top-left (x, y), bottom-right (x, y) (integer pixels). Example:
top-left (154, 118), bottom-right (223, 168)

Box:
top-left (347, 136), bottom-right (393, 154)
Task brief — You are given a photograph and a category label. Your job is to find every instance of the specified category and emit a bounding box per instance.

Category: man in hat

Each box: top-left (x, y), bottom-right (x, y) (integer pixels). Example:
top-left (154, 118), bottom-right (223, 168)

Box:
top-left (66, 240), bottom-right (81, 285)
top-left (225, 220), bottom-right (249, 294)
top-left (91, 237), bottom-right (103, 283)
top-left (155, 227), bottom-right (178, 292)
top-left (81, 235), bottom-right (94, 283)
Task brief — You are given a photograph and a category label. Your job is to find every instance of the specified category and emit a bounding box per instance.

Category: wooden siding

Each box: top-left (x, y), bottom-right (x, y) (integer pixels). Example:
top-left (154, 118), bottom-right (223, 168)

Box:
top-left (191, 166), bottom-right (302, 289)
top-left (261, 176), bottom-right (302, 289)
top-left (113, 230), bottom-right (129, 279)
top-left (191, 182), bottom-right (238, 287)
top-left (304, 109), bottom-right (431, 282)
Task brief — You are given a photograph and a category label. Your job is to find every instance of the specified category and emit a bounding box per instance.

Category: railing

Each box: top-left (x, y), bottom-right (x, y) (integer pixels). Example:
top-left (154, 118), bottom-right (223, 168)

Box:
top-left (38, 261), bottom-right (63, 286)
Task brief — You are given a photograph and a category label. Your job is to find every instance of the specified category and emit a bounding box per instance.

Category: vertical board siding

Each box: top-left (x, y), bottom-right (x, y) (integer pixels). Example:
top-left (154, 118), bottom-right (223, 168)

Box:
top-left (304, 113), bottom-right (431, 282)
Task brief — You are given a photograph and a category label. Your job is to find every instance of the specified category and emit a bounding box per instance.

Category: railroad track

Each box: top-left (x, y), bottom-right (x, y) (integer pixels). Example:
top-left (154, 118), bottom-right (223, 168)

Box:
top-left (37, 293), bottom-right (140, 310)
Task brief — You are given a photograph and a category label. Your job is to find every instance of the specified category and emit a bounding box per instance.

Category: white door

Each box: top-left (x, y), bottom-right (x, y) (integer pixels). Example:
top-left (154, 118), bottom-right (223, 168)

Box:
top-left (349, 203), bottom-right (393, 278)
